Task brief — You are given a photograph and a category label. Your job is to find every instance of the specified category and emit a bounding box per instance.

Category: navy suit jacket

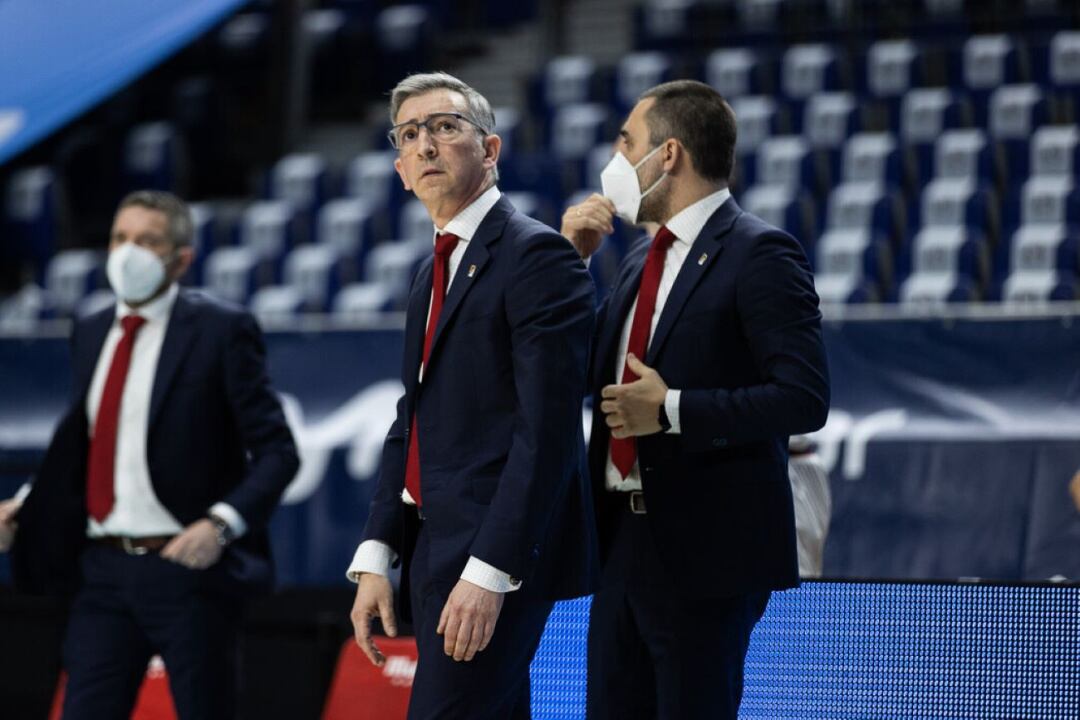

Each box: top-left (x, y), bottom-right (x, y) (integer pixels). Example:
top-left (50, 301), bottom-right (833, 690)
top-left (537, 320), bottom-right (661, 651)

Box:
top-left (13, 289), bottom-right (300, 598)
top-left (361, 195), bottom-right (598, 603)
top-left (589, 197), bottom-right (830, 598)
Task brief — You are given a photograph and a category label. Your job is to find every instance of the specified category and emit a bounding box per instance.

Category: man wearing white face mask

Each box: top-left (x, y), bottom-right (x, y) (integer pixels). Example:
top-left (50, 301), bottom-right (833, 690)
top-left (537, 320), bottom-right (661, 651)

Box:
top-left (562, 80), bottom-right (830, 719)
top-left (3, 191), bottom-right (298, 720)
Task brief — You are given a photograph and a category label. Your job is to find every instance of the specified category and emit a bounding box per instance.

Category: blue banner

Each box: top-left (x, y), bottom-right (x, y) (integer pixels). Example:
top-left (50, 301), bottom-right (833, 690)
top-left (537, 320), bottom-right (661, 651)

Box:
top-left (2, 312), bottom-right (1079, 585)
top-left (0, 0), bottom-right (248, 165)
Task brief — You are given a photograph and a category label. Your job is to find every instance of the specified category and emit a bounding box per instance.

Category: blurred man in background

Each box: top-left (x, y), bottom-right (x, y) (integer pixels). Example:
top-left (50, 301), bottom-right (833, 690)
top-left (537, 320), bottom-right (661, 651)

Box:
top-left (562, 80), bottom-right (830, 719)
top-left (346, 72), bottom-right (596, 719)
top-left (0, 190), bottom-right (298, 720)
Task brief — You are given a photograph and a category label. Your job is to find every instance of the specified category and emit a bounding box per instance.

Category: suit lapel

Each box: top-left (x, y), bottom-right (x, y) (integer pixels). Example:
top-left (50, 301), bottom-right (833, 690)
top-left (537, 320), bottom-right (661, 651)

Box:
top-left (404, 258), bottom-right (434, 393)
top-left (148, 293), bottom-right (199, 428)
top-left (595, 241), bottom-right (649, 385)
top-left (75, 310), bottom-right (115, 399)
top-left (645, 198), bottom-right (742, 366)
top-left (424, 196), bottom-right (512, 370)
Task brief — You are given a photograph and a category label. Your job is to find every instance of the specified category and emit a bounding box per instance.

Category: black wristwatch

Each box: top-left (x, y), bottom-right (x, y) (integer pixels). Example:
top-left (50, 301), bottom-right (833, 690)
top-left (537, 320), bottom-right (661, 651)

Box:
top-left (658, 403), bottom-right (671, 432)
top-left (208, 513), bottom-right (235, 547)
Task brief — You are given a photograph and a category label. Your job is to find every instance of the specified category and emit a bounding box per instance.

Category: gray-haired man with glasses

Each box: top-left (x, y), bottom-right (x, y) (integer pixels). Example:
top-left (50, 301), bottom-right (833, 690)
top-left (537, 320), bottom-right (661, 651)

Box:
top-left (347, 72), bottom-right (597, 719)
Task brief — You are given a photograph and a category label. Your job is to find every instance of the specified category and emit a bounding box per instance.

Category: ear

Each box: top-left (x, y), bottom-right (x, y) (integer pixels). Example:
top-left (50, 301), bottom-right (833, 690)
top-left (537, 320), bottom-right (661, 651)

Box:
top-left (662, 138), bottom-right (681, 174)
top-left (481, 133), bottom-right (502, 172)
top-left (172, 246), bottom-right (195, 282)
top-left (393, 156), bottom-right (412, 192)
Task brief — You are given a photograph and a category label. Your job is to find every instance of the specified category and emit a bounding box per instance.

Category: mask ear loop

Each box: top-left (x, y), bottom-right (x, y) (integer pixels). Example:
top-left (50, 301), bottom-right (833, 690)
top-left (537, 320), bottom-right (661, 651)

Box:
top-left (634, 142), bottom-right (670, 200)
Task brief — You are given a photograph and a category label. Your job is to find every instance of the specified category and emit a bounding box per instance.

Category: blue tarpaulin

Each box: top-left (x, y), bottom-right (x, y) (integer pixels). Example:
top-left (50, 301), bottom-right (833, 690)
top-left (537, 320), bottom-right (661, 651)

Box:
top-left (0, 0), bottom-right (249, 166)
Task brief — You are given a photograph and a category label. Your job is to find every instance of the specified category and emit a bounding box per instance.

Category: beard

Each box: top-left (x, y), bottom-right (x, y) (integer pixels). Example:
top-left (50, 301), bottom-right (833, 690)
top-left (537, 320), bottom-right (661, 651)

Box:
top-left (636, 173), bottom-right (671, 225)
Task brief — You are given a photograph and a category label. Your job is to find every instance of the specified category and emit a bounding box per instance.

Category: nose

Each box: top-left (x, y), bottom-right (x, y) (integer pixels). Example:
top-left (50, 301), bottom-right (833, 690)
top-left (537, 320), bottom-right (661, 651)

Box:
top-left (415, 126), bottom-right (438, 157)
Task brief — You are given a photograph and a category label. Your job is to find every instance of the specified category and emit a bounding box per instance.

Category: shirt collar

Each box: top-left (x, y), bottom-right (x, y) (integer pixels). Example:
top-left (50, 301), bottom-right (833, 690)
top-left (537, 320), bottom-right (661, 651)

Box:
top-left (116, 282), bottom-right (178, 324)
top-left (435, 185), bottom-right (502, 244)
top-left (663, 187), bottom-right (732, 246)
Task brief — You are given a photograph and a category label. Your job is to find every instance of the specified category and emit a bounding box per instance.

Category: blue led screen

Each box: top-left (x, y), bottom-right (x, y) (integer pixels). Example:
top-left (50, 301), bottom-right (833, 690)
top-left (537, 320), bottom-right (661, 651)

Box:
top-left (530, 582), bottom-right (1080, 719)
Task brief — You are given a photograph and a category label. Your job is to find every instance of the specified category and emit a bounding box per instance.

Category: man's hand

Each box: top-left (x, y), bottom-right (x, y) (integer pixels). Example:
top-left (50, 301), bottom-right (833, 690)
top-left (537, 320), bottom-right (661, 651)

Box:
top-left (0, 498), bottom-right (20, 553)
top-left (1070, 470), bottom-right (1080, 513)
top-left (160, 519), bottom-right (223, 570)
top-left (351, 573), bottom-right (398, 667)
top-left (602, 354), bottom-right (669, 438)
top-left (437, 579), bottom-right (504, 662)
top-left (561, 193), bottom-right (616, 260)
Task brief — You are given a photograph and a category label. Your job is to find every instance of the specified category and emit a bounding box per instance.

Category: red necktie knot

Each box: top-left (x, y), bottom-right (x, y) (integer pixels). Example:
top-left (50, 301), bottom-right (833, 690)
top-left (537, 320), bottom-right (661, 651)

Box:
top-left (121, 314), bottom-right (147, 335)
top-left (435, 232), bottom-right (460, 260)
top-left (652, 225), bottom-right (676, 253)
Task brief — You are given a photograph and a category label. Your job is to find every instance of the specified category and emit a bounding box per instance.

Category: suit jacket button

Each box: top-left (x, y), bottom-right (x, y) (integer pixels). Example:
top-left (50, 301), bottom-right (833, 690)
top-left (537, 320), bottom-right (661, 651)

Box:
top-left (531, 545), bottom-right (540, 558)
top-left (712, 438), bottom-right (727, 448)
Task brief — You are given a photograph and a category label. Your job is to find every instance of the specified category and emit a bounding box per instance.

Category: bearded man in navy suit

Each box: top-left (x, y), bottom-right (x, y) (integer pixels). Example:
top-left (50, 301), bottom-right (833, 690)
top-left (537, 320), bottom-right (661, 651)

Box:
top-left (346, 72), bottom-right (596, 719)
top-left (0, 190), bottom-right (299, 719)
top-left (562, 80), bottom-right (830, 720)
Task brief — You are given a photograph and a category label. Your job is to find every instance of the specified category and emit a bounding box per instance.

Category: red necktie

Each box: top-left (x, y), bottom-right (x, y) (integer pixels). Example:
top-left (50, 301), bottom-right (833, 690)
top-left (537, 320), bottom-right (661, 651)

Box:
top-left (404, 232), bottom-right (460, 506)
top-left (86, 314), bottom-right (147, 522)
top-left (610, 225), bottom-right (676, 479)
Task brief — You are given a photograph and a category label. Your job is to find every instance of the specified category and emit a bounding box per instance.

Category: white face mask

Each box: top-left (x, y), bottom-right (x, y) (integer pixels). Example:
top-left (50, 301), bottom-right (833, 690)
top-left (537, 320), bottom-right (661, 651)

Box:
top-left (106, 242), bottom-right (168, 304)
top-left (600, 144), bottom-right (669, 224)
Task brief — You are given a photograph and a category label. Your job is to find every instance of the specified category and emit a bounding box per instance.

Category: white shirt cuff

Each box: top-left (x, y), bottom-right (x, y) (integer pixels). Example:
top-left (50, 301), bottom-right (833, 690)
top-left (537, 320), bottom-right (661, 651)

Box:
top-left (209, 502), bottom-right (247, 538)
top-left (347, 539), bottom-right (396, 582)
top-left (664, 389), bottom-right (681, 434)
top-left (461, 556), bottom-right (522, 593)
top-left (13, 483), bottom-right (31, 505)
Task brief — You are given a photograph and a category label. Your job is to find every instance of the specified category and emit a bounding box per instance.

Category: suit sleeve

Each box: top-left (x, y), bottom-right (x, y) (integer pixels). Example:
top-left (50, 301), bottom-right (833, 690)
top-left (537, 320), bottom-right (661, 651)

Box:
top-left (468, 231), bottom-right (595, 579)
top-left (359, 390), bottom-right (408, 552)
top-left (217, 312), bottom-right (300, 530)
top-left (679, 231), bottom-right (830, 452)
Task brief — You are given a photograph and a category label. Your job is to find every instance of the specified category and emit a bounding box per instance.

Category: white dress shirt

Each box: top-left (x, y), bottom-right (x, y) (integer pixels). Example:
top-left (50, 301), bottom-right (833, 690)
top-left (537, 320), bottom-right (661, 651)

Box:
top-left (605, 188), bottom-right (731, 492)
top-left (85, 283), bottom-right (245, 538)
top-left (348, 185), bottom-right (521, 593)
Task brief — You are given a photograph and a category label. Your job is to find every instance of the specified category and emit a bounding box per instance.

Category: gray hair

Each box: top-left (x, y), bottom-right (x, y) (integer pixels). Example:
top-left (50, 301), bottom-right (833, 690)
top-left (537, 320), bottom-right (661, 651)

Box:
top-left (389, 72), bottom-right (496, 134)
top-left (118, 190), bottom-right (194, 248)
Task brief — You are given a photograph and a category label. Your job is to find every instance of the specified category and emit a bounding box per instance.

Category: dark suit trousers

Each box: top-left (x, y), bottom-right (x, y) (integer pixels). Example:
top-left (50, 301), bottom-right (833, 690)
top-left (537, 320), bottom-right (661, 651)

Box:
top-left (61, 544), bottom-right (241, 720)
top-left (587, 496), bottom-right (770, 720)
top-left (406, 521), bottom-right (554, 720)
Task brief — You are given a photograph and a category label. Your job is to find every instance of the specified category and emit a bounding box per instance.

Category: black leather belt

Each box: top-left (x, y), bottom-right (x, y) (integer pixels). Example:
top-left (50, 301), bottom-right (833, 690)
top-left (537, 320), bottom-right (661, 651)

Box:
top-left (610, 490), bottom-right (647, 514)
top-left (93, 535), bottom-right (175, 555)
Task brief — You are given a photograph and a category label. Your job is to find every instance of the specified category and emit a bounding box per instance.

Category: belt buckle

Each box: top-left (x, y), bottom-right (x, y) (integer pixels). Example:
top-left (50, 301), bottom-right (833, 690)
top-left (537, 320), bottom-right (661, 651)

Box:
top-left (120, 536), bottom-right (149, 556)
top-left (629, 491), bottom-right (646, 515)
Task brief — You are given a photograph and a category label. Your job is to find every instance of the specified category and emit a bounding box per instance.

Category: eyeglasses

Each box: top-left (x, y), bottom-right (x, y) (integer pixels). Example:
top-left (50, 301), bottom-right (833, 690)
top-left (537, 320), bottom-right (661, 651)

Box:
top-left (387, 112), bottom-right (489, 150)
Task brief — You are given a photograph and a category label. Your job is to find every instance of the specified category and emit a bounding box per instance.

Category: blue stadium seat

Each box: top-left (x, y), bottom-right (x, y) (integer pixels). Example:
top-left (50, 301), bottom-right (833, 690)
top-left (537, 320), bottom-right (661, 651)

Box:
top-left (504, 191), bottom-right (555, 227)
top-left (204, 246), bottom-right (261, 306)
top-left (901, 89), bottom-right (969, 187)
top-left (919, 178), bottom-right (994, 236)
top-left (333, 281), bottom-right (398, 320)
top-left (399, 198), bottom-right (434, 243)
top-left (345, 151), bottom-right (402, 237)
top-left (813, 228), bottom-right (890, 304)
top-left (374, 5), bottom-right (435, 90)
top-left (1009, 224), bottom-right (1079, 276)
top-left (4, 166), bottom-right (61, 281)
top-left (989, 84), bottom-right (1047, 181)
top-left (0, 283), bottom-right (54, 331)
top-left (866, 40), bottom-right (921, 100)
top-left (249, 285), bottom-right (305, 325)
top-left (636, 0), bottom-right (700, 51)
top-left (537, 56), bottom-right (600, 116)
top-left (317, 198), bottom-right (376, 282)
top-left (731, 96), bottom-right (780, 189)
top-left (740, 184), bottom-right (817, 258)
top-left (1002, 269), bottom-right (1080, 303)
top-left (901, 226), bottom-right (990, 303)
top-left (123, 122), bottom-right (183, 193)
top-left (1049, 30), bottom-right (1080, 115)
top-left (934, 129), bottom-right (994, 185)
top-left (239, 200), bottom-right (298, 280)
top-left (705, 48), bottom-right (765, 100)
top-left (804, 92), bottom-right (858, 189)
top-left (183, 202), bottom-right (217, 287)
top-left (493, 107), bottom-right (522, 160)
top-left (551, 103), bottom-right (609, 159)
top-left (842, 133), bottom-right (901, 187)
top-left (615, 52), bottom-right (672, 115)
top-left (781, 44), bottom-right (845, 132)
top-left (1020, 176), bottom-right (1080, 227)
top-left (284, 244), bottom-right (340, 312)
top-left (1030, 125), bottom-right (1080, 178)
top-left (363, 240), bottom-right (429, 308)
top-left (45, 249), bottom-right (105, 316)
top-left (755, 136), bottom-right (815, 192)
top-left (271, 153), bottom-right (330, 215)
top-left (826, 182), bottom-right (904, 244)
top-left (964, 35), bottom-right (1023, 126)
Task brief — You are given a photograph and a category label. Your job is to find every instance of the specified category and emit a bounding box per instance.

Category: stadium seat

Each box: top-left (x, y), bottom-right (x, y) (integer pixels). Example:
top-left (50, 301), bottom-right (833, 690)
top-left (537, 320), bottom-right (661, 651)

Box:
top-left (4, 166), bottom-right (61, 279)
top-left (492, 107), bottom-right (522, 160)
top-left (904, 225), bottom-right (990, 292)
top-left (782, 44), bottom-right (842, 101)
top-left (739, 184), bottom-right (817, 257)
top-left (842, 133), bottom-right (901, 187)
top-left (1021, 176), bottom-right (1080, 226)
top-left (541, 56), bottom-right (600, 112)
top-left (123, 122), bottom-right (184, 193)
top-left (551, 103), bottom-right (609, 159)
top-left (0, 283), bottom-right (53, 332)
top-left (963, 35), bottom-right (1020, 100)
top-left (374, 5), bottom-right (435, 89)
top-left (249, 285), bottom-right (305, 325)
top-left (239, 201), bottom-right (297, 277)
top-left (363, 240), bottom-right (429, 307)
top-left (399, 198), bottom-right (434, 243)
top-left (284, 244), bottom-right (340, 312)
top-left (45, 249), bottom-right (104, 316)
top-left (804, 92), bottom-right (858, 150)
top-left (1049, 30), bottom-right (1080, 115)
top-left (1009, 224), bottom-right (1079, 274)
top-left (317, 198), bottom-right (376, 281)
top-left (755, 136), bottom-right (814, 191)
top-left (934, 129), bottom-right (994, 184)
top-left (1030, 125), bottom-right (1080, 178)
top-left (271, 153), bottom-right (329, 215)
top-left (919, 178), bottom-right (994, 235)
top-left (345, 151), bottom-right (404, 236)
top-left (814, 228), bottom-right (892, 302)
top-left (826, 182), bottom-right (903, 243)
top-left (333, 281), bottom-right (398, 320)
top-left (615, 52), bottom-right (672, 115)
top-left (705, 48), bottom-right (764, 99)
top-left (203, 246), bottom-right (261, 306)
top-left (867, 40), bottom-right (921, 100)
top-left (1002, 268), bottom-right (1079, 303)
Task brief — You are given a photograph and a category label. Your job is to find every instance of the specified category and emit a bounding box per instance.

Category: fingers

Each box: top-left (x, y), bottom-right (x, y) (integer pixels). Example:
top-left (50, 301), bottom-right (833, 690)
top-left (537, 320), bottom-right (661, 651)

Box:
top-left (451, 619), bottom-right (474, 662)
top-left (379, 596), bottom-right (398, 637)
top-left (601, 384), bottom-right (625, 400)
top-left (351, 577), bottom-right (392, 667)
top-left (625, 353), bottom-right (653, 377)
top-left (604, 413), bottom-right (625, 429)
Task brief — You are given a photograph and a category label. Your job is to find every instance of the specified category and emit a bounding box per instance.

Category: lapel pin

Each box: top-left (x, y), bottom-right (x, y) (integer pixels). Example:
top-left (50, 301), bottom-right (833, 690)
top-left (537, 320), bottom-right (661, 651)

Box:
top-left (467, 264), bottom-right (477, 278)
top-left (697, 253), bottom-right (708, 266)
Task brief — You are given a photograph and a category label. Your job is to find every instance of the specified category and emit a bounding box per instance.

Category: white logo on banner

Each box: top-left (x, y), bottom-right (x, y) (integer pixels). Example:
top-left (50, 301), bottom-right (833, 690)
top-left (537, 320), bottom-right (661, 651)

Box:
top-left (382, 655), bottom-right (416, 687)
